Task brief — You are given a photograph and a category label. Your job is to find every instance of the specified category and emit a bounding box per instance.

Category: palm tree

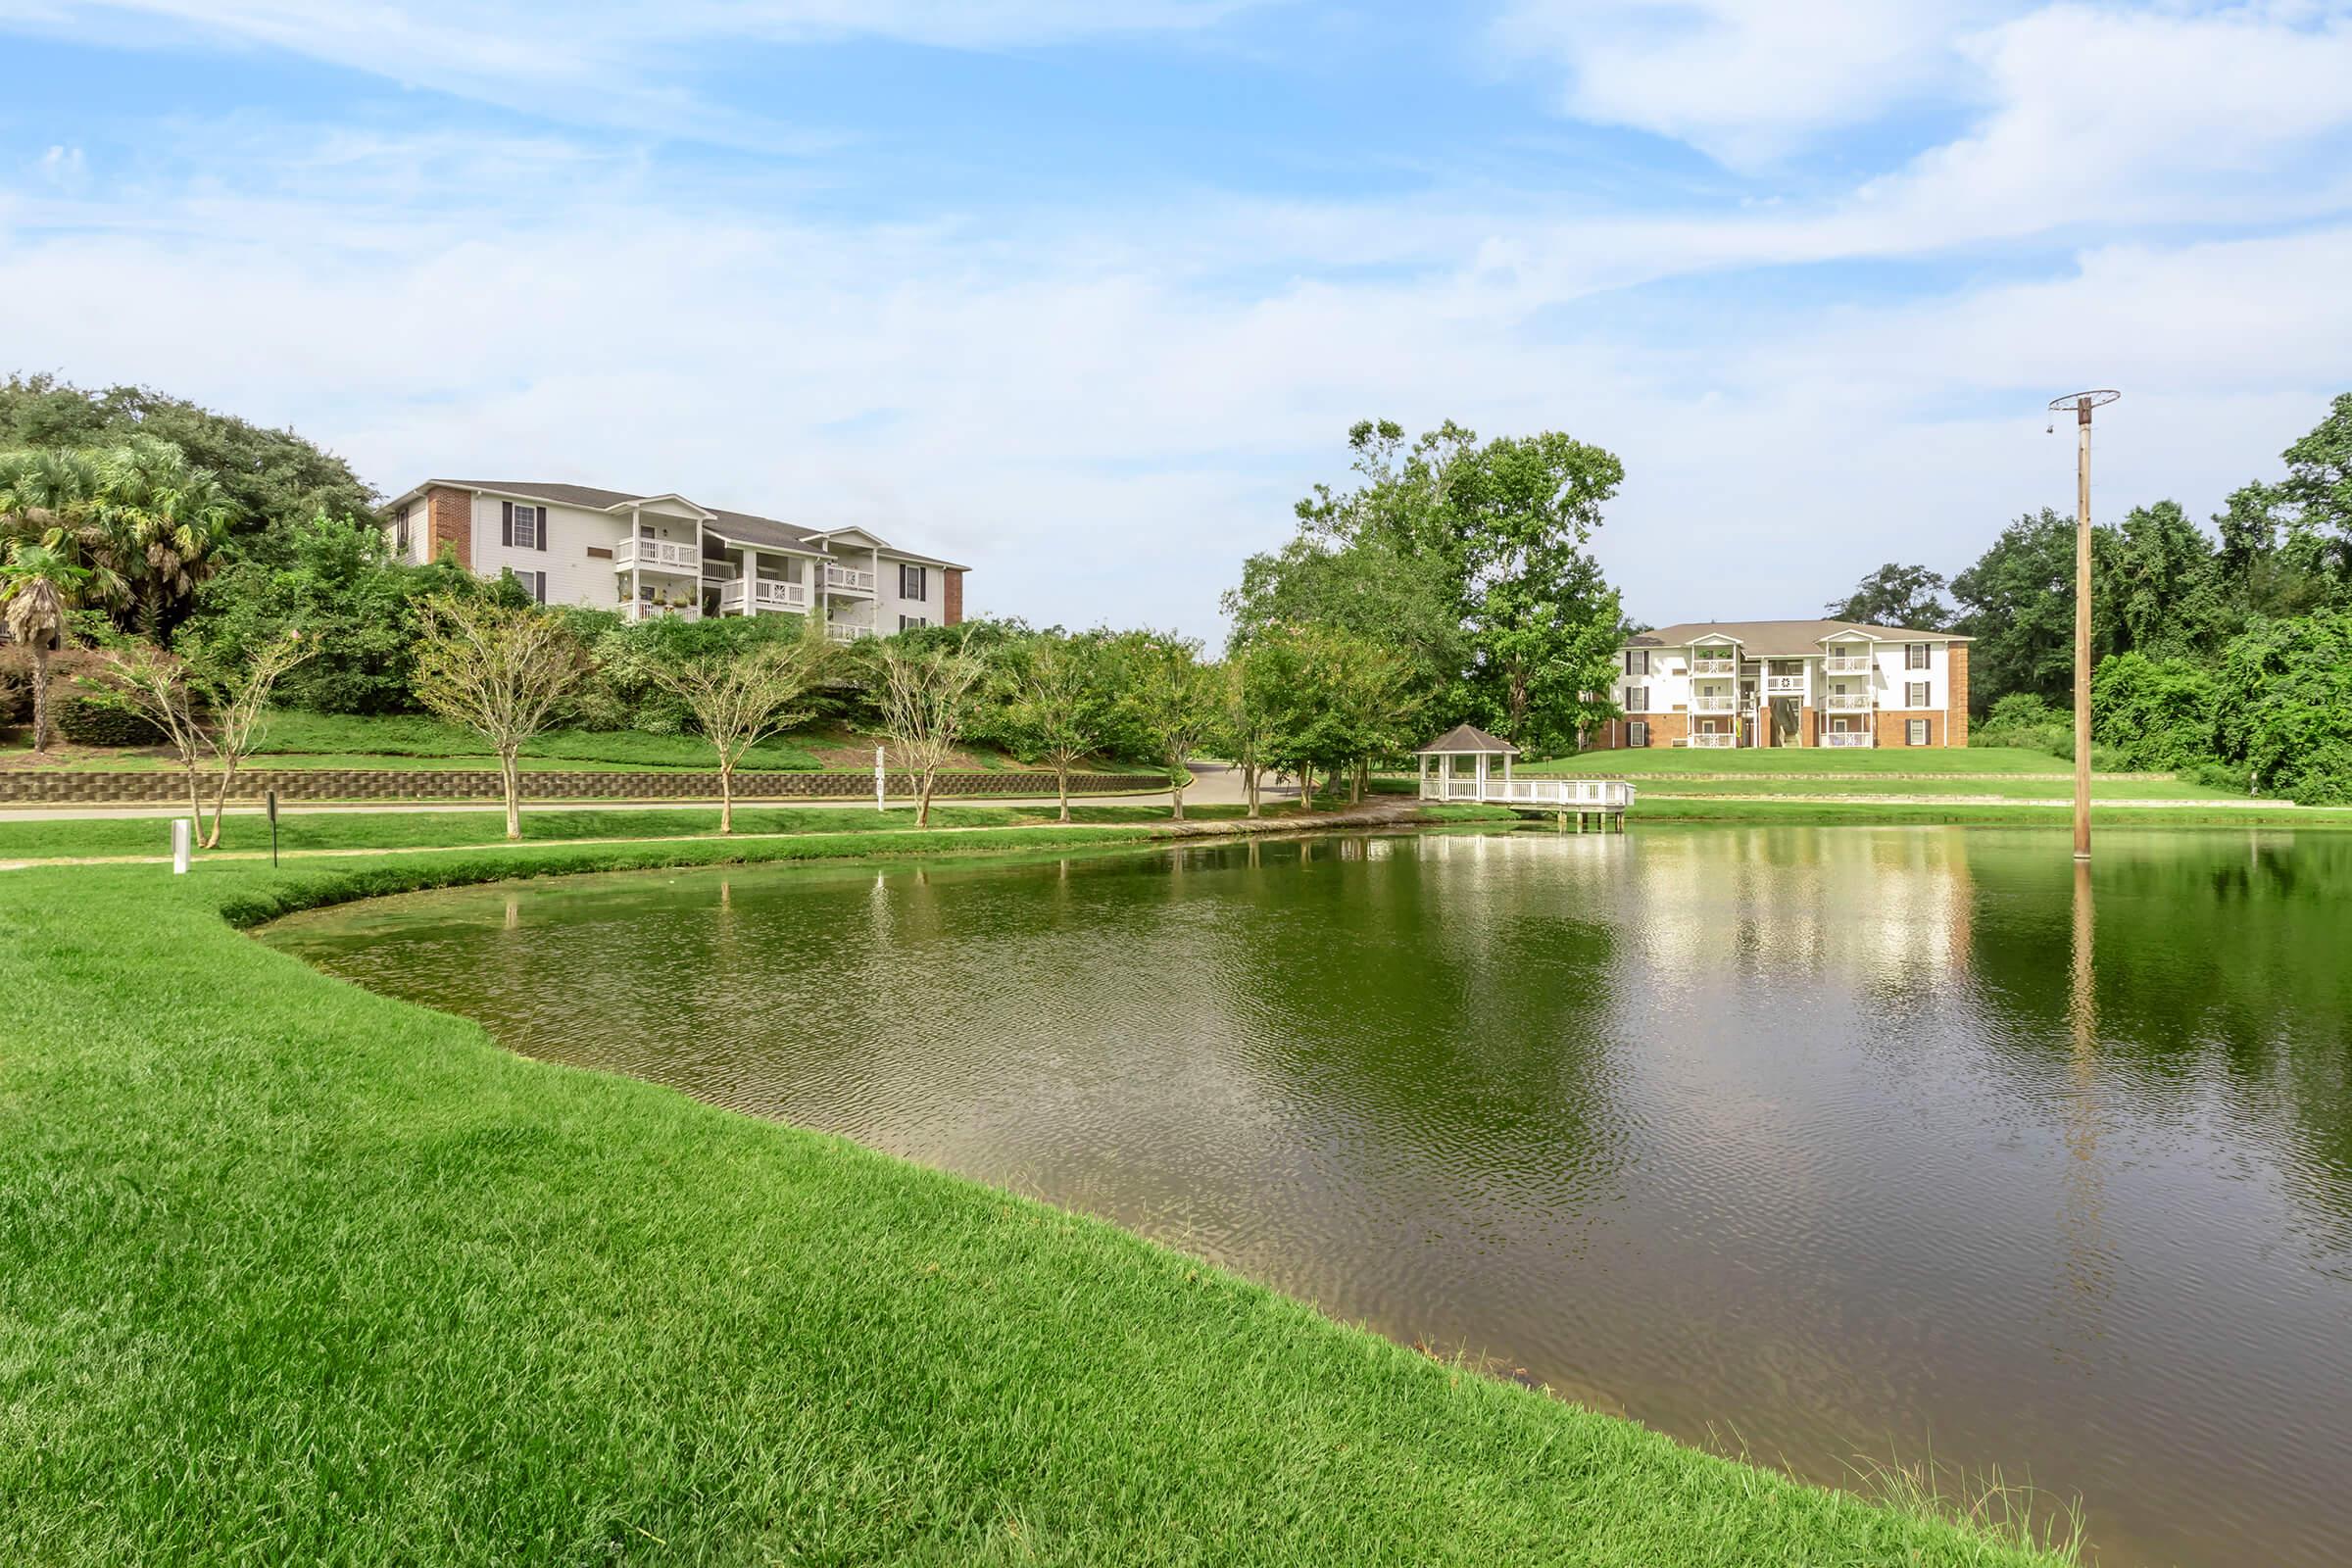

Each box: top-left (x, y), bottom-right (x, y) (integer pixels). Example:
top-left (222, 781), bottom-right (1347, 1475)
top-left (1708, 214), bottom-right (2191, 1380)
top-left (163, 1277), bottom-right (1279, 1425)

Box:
top-left (1, 542), bottom-right (88, 754)
top-left (0, 448), bottom-right (125, 615)
top-left (93, 435), bottom-right (233, 638)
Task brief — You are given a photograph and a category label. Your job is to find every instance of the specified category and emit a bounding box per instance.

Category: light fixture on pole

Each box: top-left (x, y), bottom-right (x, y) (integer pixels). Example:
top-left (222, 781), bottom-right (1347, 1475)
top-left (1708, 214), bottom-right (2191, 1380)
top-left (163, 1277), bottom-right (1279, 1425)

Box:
top-left (2047, 389), bottom-right (2119, 862)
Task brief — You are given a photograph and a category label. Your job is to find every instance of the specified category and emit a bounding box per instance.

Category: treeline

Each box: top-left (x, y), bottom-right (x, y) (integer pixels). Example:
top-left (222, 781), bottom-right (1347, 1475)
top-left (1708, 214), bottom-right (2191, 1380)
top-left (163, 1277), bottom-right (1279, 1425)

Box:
top-left (1826, 394), bottom-right (2352, 803)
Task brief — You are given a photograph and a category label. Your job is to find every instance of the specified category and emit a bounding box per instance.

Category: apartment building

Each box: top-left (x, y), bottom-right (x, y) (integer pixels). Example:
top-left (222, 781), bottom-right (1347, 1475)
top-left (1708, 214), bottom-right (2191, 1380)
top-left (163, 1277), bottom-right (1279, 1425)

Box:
top-left (1587, 619), bottom-right (1971, 750)
top-left (380, 480), bottom-right (965, 642)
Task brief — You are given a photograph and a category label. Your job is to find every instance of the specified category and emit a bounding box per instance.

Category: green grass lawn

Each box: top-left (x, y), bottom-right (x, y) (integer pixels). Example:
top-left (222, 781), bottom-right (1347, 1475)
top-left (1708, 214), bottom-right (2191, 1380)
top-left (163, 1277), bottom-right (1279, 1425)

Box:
top-left (0, 825), bottom-right (2070, 1566)
top-left (1629, 775), bottom-right (2247, 801)
top-left (1526, 745), bottom-right (2089, 775)
top-left (0, 802), bottom-right (1322, 861)
top-left (1630, 796), bottom-right (2352, 828)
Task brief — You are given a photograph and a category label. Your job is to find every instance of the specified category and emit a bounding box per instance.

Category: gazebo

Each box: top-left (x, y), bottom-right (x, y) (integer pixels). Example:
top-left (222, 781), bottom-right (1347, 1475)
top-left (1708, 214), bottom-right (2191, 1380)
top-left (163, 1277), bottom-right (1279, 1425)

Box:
top-left (1415, 723), bottom-right (1519, 801)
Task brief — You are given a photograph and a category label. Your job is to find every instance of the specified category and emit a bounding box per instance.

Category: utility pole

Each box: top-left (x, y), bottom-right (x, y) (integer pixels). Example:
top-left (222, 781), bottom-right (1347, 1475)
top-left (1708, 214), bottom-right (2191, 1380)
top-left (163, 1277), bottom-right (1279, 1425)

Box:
top-left (2048, 390), bottom-right (2119, 861)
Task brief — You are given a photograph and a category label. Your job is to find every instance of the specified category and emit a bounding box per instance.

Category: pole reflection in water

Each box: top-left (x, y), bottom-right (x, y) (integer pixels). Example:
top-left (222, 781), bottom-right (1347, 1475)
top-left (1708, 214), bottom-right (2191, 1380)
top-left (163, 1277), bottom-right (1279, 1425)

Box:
top-left (2059, 858), bottom-right (2112, 1353)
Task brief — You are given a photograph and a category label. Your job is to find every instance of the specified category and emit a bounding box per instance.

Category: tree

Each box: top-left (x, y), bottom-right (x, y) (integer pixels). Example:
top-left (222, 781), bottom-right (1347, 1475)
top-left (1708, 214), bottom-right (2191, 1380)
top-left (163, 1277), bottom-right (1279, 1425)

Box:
top-left (83, 629), bottom-right (314, 848)
top-left (1950, 509), bottom-right (2123, 711)
top-left (2106, 501), bottom-right (2230, 661)
top-left (2089, 652), bottom-right (2219, 773)
top-left (2215, 610), bottom-right (2352, 805)
top-left (2275, 391), bottom-right (2352, 584)
top-left (0, 542), bottom-right (89, 753)
top-left (874, 637), bottom-right (988, 827)
top-left (1220, 640), bottom-right (1290, 819)
top-left (651, 627), bottom-right (828, 834)
top-left (91, 434), bottom-right (235, 639)
top-left (1116, 631), bottom-right (1221, 820)
top-left (411, 599), bottom-right (589, 840)
top-left (997, 632), bottom-right (1116, 823)
top-left (1826, 563), bottom-right (1949, 629)
top-left (0, 373), bottom-right (375, 555)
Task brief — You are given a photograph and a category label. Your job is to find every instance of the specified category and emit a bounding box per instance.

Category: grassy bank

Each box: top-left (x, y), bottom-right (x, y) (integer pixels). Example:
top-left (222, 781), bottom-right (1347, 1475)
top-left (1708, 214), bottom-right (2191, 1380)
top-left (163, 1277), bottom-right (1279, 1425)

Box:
top-left (1526, 746), bottom-right (2102, 776)
top-left (0, 826), bottom-right (2066, 1566)
top-left (1630, 795), bottom-right (2352, 828)
top-left (0, 802), bottom-right (1299, 862)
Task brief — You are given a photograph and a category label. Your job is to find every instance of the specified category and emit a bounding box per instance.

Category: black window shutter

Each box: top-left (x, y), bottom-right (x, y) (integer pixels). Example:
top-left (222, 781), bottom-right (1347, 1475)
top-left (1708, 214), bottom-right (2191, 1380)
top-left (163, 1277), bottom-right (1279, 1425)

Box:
top-left (537, 508), bottom-right (548, 552)
top-left (502, 501), bottom-right (514, 547)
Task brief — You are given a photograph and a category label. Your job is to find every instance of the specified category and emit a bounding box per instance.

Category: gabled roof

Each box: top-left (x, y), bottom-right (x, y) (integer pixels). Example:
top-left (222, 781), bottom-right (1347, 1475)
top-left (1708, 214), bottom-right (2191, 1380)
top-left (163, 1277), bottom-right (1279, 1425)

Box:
top-left (1627, 618), bottom-right (1969, 658)
top-left (1416, 723), bottom-right (1519, 756)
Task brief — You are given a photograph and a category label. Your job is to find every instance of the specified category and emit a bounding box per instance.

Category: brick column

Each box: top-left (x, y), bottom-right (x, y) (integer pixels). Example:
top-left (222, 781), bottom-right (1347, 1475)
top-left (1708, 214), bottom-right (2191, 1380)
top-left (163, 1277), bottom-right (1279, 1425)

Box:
top-left (1946, 644), bottom-right (1970, 747)
top-left (427, 485), bottom-right (473, 568)
top-left (943, 568), bottom-right (964, 626)
top-left (1799, 706), bottom-right (1815, 748)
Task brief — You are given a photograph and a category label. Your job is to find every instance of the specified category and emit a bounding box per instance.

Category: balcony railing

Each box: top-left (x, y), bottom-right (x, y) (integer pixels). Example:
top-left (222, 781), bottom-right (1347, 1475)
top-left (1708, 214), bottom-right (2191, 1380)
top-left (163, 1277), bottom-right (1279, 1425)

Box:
top-left (824, 564), bottom-right (876, 595)
top-left (614, 537), bottom-right (703, 574)
top-left (1824, 655), bottom-right (1872, 674)
top-left (719, 578), bottom-right (808, 613)
top-left (623, 601), bottom-right (702, 624)
top-left (1691, 694), bottom-right (1737, 711)
top-left (1690, 656), bottom-right (1737, 675)
top-left (1687, 733), bottom-right (1737, 749)
top-left (1823, 731), bottom-right (1876, 748)
top-left (1425, 777), bottom-right (1635, 808)
top-left (824, 621), bottom-right (876, 644)
top-left (1823, 692), bottom-right (1874, 711)
top-left (1764, 674), bottom-right (1805, 695)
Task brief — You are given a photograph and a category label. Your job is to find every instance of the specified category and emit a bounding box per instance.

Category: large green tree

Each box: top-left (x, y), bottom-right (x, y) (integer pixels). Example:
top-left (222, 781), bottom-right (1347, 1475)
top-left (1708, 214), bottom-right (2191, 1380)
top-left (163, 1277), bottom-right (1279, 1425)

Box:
top-left (0, 373), bottom-right (374, 553)
top-left (2214, 610), bottom-right (2352, 804)
top-left (1825, 563), bottom-right (1949, 628)
top-left (1949, 509), bottom-right (2123, 710)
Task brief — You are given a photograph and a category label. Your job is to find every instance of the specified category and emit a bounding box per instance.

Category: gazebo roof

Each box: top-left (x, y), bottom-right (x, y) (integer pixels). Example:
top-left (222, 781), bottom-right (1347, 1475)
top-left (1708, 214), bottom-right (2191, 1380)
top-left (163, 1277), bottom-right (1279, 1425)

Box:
top-left (1415, 723), bottom-right (1519, 756)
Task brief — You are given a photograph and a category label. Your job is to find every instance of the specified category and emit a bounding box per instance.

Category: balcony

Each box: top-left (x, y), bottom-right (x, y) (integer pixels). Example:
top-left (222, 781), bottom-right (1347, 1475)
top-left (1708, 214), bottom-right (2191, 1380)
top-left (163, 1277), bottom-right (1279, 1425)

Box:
top-left (615, 537), bottom-right (702, 574)
top-left (1687, 733), bottom-right (1737, 749)
top-left (623, 600), bottom-right (702, 624)
top-left (1690, 655), bottom-right (1737, 676)
top-left (1823, 692), bottom-right (1874, 711)
top-left (719, 578), bottom-right (808, 614)
top-left (1824, 654), bottom-right (1872, 674)
top-left (824, 564), bottom-right (876, 596)
top-left (1823, 731), bottom-right (1876, 748)
top-left (1691, 694), bottom-right (1737, 712)
top-left (824, 621), bottom-right (876, 644)
top-left (1764, 674), bottom-right (1805, 696)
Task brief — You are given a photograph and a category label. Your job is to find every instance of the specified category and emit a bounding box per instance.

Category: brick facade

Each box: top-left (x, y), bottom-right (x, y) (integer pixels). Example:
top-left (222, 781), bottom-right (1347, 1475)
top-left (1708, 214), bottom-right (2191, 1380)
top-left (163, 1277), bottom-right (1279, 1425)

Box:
top-left (0, 768), bottom-right (1163, 808)
top-left (943, 567), bottom-right (964, 626)
top-left (1946, 644), bottom-right (1970, 747)
top-left (427, 485), bottom-right (472, 568)
top-left (1871, 711), bottom-right (1943, 748)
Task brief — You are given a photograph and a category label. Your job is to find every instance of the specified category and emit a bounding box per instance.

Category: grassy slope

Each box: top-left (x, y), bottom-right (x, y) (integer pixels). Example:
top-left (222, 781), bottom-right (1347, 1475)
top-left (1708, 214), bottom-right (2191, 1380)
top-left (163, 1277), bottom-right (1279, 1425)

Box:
top-left (1630, 796), bottom-right (2352, 828)
top-left (1525, 747), bottom-right (2089, 775)
top-left (0, 803), bottom-right (1290, 861)
top-left (0, 830), bottom-right (2061, 1567)
top-left (1627, 775), bottom-right (2244, 801)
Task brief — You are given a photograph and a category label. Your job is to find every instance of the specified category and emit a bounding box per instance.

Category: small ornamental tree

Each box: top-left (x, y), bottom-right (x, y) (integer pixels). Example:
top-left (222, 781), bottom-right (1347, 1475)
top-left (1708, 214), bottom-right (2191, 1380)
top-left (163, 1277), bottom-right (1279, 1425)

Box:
top-left (1118, 631), bottom-right (1221, 820)
top-left (0, 542), bottom-right (87, 754)
top-left (999, 632), bottom-right (1116, 823)
top-left (876, 637), bottom-right (988, 827)
top-left (653, 626), bottom-right (829, 833)
top-left (412, 598), bottom-right (588, 840)
top-left (1221, 642), bottom-right (1280, 819)
top-left (84, 628), bottom-right (313, 848)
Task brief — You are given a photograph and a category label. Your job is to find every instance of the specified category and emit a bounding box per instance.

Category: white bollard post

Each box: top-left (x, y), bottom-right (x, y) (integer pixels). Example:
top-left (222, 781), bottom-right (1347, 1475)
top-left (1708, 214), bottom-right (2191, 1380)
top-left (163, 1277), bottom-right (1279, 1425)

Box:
top-left (171, 818), bottom-right (191, 875)
top-left (874, 746), bottom-right (886, 812)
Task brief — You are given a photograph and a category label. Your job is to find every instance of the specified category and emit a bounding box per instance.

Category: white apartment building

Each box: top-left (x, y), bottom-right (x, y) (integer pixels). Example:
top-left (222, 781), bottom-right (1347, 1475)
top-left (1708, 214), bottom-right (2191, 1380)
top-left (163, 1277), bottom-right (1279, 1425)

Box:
top-left (380, 480), bottom-right (966, 642)
top-left (1590, 619), bottom-right (1972, 751)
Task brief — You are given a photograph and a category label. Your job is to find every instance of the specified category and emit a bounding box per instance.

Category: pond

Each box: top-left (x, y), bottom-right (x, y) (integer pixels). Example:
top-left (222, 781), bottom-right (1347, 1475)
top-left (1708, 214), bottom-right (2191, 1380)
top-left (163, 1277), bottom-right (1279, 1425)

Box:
top-left (264, 825), bottom-right (2352, 1568)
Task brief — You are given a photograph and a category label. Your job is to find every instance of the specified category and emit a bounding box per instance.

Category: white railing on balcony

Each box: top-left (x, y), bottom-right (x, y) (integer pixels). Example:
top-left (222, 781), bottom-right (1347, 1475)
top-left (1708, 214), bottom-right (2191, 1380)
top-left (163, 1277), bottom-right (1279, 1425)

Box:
top-left (1423, 776), bottom-right (1635, 808)
top-left (719, 578), bottom-right (808, 613)
top-left (824, 564), bottom-right (876, 594)
top-left (1824, 655), bottom-right (1872, 674)
top-left (1687, 733), bottom-right (1737, 749)
top-left (1823, 731), bottom-right (1876, 748)
top-left (824, 621), bottom-right (875, 644)
top-left (1690, 656), bottom-right (1737, 675)
top-left (615, 537), bottom-right (703, 574)
top-left (1823, 692), bottom-right (1874, 711)
top-left (1691, 694), bottom-right (1737, 712)
top-left (623, 601), bottom-right (702, 624)
top-left (1764, 674), bottom-right (1805, 695)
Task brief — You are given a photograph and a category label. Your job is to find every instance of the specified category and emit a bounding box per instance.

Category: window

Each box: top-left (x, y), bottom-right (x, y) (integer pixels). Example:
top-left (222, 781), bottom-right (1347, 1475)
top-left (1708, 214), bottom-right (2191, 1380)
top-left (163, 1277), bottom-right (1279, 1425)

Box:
top-left (1624, 685), bottom-right (1648, 712)
top-left (1629, 720), bottom-right (1649, 748)
top-left (899, 564), bottom-right (928, 601)
top-left (514, 570), bottom-right (547, 605)
top-left (1907, 642), bottom-right (1930, 670)
top-left (1907, 718), bottom-right (1930, 747)
top-left (393, 505), bottom-right (412, 556)
top-left (1906, 680), bottom-right (1931, 708)
top-left (1623, 649), bottom-right (1650, 676)
top-left (504, 502), bottom-right (543, 550)
top-left (899, 613), bottom-right (929, 631)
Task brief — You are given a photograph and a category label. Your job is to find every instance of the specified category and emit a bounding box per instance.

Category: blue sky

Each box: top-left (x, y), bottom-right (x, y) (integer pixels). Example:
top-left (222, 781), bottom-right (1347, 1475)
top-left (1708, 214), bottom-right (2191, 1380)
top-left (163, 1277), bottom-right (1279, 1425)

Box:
top-left (3, 1), bottom-right (2349, 636)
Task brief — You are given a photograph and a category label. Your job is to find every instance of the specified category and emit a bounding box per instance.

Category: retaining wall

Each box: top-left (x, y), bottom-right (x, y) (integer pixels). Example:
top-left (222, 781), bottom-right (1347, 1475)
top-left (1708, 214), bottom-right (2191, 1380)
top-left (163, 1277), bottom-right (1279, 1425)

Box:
top-left (0, 768), bottom-right (1166, 808)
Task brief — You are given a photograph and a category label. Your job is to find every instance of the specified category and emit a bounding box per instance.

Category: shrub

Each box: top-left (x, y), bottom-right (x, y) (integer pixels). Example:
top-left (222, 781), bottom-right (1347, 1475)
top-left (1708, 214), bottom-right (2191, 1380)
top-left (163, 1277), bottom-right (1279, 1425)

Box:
top-left (54, 693), bottom-right (168, 746)
top-left (2214, 610), bottom-right (2352, 802)
top-left (2089, 652), bottom-right (2220, 771)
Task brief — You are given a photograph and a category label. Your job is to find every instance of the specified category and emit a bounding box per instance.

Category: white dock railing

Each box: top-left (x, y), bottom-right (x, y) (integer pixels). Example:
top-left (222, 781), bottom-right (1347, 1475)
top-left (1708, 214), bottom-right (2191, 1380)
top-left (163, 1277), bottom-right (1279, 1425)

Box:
top-left (1422, 776), bottom-right (1635, 808)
